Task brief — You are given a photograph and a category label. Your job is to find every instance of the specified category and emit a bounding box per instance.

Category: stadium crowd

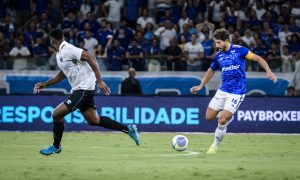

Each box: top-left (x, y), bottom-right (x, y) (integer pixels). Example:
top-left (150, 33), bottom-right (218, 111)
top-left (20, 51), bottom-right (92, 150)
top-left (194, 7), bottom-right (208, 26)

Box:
top-left (0, 0), bottom-right (299, 72)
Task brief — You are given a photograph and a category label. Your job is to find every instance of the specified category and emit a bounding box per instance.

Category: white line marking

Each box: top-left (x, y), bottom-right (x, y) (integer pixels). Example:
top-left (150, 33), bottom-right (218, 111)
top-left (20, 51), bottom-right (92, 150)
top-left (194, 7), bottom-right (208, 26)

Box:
top-left (160, 151), bottom-right (200, 157)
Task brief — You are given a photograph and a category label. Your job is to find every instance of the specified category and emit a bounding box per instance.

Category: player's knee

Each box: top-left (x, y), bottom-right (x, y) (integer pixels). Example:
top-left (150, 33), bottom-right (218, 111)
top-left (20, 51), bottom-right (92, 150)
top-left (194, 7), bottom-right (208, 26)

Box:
top-left (87, 119), bottom-right (98, 126)
top-left (52, 111), bottom-right (62, 122)
top-left (205, 114), bottom-right (215, 121)
top-left (218, 117), bottom-right (228, 125)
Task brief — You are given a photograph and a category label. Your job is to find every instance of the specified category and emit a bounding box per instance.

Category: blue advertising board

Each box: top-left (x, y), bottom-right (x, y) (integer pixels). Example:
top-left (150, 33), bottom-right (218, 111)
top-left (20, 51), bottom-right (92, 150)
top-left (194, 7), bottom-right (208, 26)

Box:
top-left (0, 95), bottom-right (299, 133)
top-left (5, 75), bottom-right (288, 96)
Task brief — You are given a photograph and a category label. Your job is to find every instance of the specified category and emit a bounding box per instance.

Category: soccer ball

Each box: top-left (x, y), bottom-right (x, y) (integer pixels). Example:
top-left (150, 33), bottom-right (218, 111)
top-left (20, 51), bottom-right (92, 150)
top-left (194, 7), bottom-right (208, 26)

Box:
top-left (172, 135), bottom-right (188, 151)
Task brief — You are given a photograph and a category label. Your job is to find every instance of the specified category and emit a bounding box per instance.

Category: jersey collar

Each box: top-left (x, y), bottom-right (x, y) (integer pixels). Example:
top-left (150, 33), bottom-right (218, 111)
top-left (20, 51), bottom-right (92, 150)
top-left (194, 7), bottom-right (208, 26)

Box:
top-left (58, 41), bottom-right (67, 52)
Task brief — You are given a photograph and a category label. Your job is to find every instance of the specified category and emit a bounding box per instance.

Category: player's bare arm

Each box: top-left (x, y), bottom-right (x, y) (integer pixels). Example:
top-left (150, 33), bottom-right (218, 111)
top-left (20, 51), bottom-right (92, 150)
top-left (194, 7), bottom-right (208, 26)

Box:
top-left (250, 53), bottom-right (278, 83)
top-left (81, 50), bottom-right (111, 95)
top-left (34, 70), bottom-right (65, 93)
top-left (190, 68), bottom-right (215, 94)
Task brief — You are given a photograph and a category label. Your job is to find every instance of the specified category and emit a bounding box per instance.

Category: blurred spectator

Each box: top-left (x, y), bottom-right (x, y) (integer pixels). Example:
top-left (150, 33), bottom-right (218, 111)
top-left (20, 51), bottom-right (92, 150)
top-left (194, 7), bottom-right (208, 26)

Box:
top-left (103, 0), bottom-right (123, 28)
top-left (148, 0), bottom-right (156, 18)
top-left (46, 1), bottom-right (61, 25)
top-left (83, 30), bottom-right (98, 54)
top-left (154, 19), bottom-right (177, 50)
top-left (62, 0), bottom-right (78, 17)
top-left (114, 27), bottom-right (130, 50)
top-left (184, 0), bottom-right (198, 21)
top-left (97, 19), bottom-right (113, 49)
top-left (184, 34), bottom-right (204, 71)
top-left (24, 21), bottom-right (43, 49)
top-left (241, 28), bottom-right (255, 47)
top-left (124, 0), bottom-right (140, 29)
top-left (164, 38), bottom-right (184, 71)
top-left (80, 12), bottom-right (99, 34)
top-left (159, 9), bottom-right (174, 23)
top-left (0, 31), bottom-right (11, 69)
top-left (208, 0), bottom-right (225, 24)
top-left (38, 12), bottom-right (54, 33)
top-left (278, 24), bottom-right (292, 48)
top-left (286, 86), bottom-right (296, 96)
top-left (0, 15), bottom-right (15, 39)
top-left (137, 8), bottom-right (155, 29)
top-left (126, 39), bottom-right (145, 71)
top-left (121, 68), bottom-right (143, 95)
top-left (234, 2), bottom-right (248, 21)
top-left (32, 37), bottom-right (48, 70)
top-left (248, 9), bottom-right (262, 32)
top-left (291, 0), bottom-right (300, 27)
top-left (201, 30), bottom-right (214, 71)
top-left (261, 27), bottom-right (280, 49)
top-left (196, 20), bottom-right (215, 43)
top-left (33, 0), bottom-right (47, 16)
top-left (146, 38), bottom-right (162, 72)
top-left (178, 11), bottom-right (190, 33)
top-left (107, 39), bottom-right (125, 71)
top-left (94, 44), bottom-right (107, 71)
top-left (14, 0), bottom-right (30, 25)
top-left (225, 6), bottom-right (238, 27)
top-left (287, 34), bottom-right (300, 56)
top-left (179, 23), bottom-right (191, 43)
top-left (170, 0), bottom-right (182, 23)
top-left (155, 0), bottom-right (172, 23)
top-left (266, 42), bottom-right (282, 72)
top-left (143, 22), bottom-right (155, 44)
top-left (253, 0), bottom-right (266, 21)
top-left (281, 45), bottom-right (294, 72)
top-left (80, 0), bottom-right (94, 18)
top-left (65, 30), bottom-right (77, 46)
top-left (62, 12), bottom-right (79, 33)
top-left (251, 37), bottom-right (267, 71)
top-left (9, 39), bottom-right (31, 70)
top-left (280, 4), bottom-right (291, 22)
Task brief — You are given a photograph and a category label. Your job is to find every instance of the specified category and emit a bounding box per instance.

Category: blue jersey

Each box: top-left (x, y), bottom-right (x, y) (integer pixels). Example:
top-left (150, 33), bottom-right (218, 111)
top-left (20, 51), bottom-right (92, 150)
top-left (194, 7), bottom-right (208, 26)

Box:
top-left (210, 44), bottom-right (253, 95)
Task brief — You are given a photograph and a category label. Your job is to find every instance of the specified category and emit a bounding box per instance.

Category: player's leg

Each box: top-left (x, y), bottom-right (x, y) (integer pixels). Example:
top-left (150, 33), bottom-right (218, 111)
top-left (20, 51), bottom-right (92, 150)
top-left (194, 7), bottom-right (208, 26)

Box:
top-left (81, 107), bottom-right (141, 145)
top-left (206, 90), bottom-right (226, 154)
top-left (82, 107), bottom-right (129, 132)
top-left (210, 109), bottom-right (232, 148)
top-left (205, 107), bottom-right (220, 121)
top-left (52, 103), bottom-right (71, 148)
top-left (40, 103), bottom-right (71, 155)
top-left (207, 93), bottom-right (245, 154)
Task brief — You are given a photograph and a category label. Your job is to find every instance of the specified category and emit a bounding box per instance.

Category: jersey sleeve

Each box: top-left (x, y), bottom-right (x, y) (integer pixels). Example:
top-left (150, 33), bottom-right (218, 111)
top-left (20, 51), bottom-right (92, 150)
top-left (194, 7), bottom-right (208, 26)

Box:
top-left (70, 45), bottom-right (84, 61)
top-left (210, 55), bottom-right (220, 71)
top-left (239, 46), bottom-right (254, 60)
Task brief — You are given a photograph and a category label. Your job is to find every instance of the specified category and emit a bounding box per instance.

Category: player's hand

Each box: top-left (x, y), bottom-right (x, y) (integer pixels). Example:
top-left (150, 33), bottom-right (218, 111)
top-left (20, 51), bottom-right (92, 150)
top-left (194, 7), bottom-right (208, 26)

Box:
top-left (190, 86), bottom-right (202, 94)
top-left (97, 81), bottom-right (110, 95)
top-left (267, 72), bottom-right (277, 83)
top-left (34, 82), bottom-right (46, 94)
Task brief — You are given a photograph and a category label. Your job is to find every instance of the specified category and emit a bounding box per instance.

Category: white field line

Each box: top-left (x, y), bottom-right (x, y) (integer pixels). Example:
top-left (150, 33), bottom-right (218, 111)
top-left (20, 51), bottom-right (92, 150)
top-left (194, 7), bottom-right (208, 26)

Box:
top-left (89, 146), bottom-right (201, 157)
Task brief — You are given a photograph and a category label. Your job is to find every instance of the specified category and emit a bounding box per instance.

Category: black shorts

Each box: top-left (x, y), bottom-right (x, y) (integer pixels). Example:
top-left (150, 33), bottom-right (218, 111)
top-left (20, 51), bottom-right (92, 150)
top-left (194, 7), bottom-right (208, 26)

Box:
top-left (64, 90), bottom-right (96, 112)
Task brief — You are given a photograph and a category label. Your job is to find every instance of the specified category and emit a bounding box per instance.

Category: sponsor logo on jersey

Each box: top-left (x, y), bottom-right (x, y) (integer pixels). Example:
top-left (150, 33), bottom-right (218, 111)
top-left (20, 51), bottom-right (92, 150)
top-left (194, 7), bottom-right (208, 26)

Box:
top-left (221, 65), bottom-right (240, 72)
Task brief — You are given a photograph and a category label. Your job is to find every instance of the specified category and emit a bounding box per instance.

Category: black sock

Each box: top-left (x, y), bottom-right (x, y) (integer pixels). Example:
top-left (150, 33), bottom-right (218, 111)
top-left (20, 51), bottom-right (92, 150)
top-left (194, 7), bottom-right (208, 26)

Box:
top-left (99, 116), bottom-right (129, 133)
top-left (53, 121), bottom-right (64, 149)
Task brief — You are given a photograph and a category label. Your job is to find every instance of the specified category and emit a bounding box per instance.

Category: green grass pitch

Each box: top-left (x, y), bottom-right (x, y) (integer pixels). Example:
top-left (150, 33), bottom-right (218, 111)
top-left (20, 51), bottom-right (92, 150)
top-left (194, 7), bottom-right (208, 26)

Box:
top-left (0, 132), bottom-right (299, 180)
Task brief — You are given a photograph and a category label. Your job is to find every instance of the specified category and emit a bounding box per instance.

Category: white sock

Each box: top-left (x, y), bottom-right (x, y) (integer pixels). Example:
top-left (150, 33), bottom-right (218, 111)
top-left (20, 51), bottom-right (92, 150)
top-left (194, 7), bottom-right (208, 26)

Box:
top-left (212, 124), bottom-right (227, 148)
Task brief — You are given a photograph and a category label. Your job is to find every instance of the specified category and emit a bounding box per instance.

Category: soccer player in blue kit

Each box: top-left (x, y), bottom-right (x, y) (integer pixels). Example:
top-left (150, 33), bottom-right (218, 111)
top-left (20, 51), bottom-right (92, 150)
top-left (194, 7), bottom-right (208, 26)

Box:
top-left (190, 28), bottom-right (277, 154)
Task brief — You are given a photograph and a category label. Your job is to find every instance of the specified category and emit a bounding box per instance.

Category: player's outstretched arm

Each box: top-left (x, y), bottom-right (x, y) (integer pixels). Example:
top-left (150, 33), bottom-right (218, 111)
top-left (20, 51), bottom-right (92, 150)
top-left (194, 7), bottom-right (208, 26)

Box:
top-left (250, 54), bottom-right (277, 83)
top-left (190, 68), bottom-right (215, 94)
top-left (81, 50), bottom-right (111, 95)
top-left (34, 70), bottom-right (66, 93)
